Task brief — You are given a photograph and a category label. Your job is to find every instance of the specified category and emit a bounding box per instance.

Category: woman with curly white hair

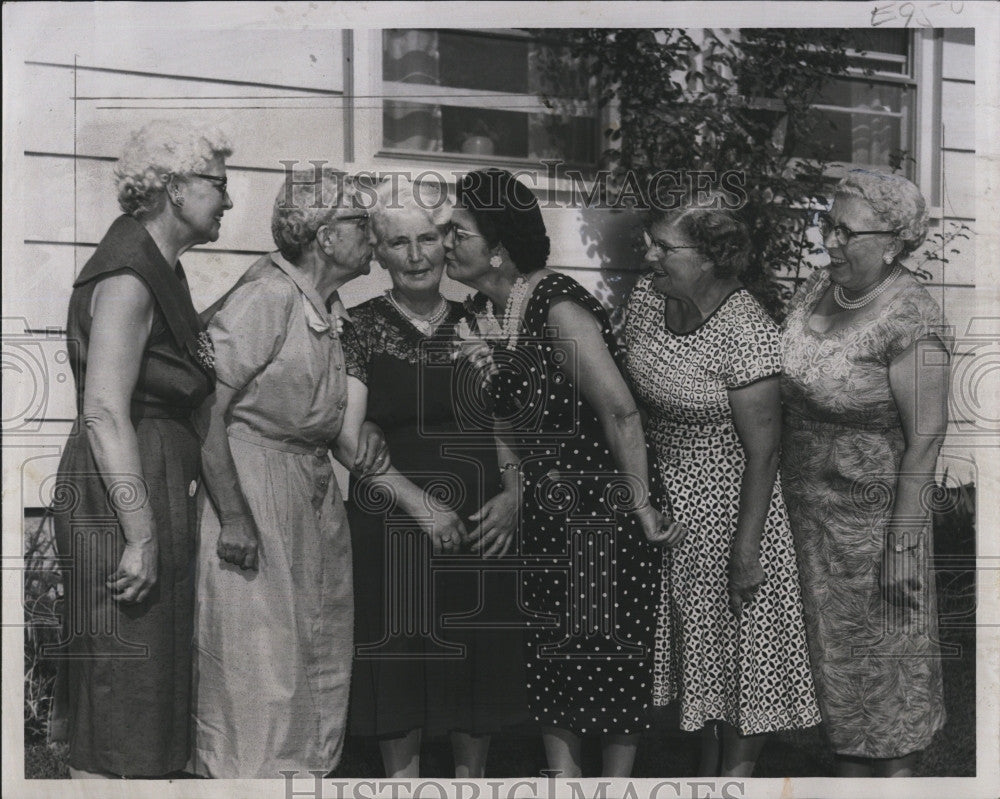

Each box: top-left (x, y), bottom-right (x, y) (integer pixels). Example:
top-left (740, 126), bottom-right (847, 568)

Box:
top-left (50, 119), bottom-right (232, 777)
top-left (781, 169), bottom-right (950, 776)
top-left (190, 166), bottom-right (383, 778)
top-left (341, 176), bottom-right (527, 778)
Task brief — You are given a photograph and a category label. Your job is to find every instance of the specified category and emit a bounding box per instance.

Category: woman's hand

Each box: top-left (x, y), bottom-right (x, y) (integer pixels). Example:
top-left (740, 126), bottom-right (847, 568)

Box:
top-left (107, 539), bottom-right (158, 603)
top-left (728, 541), bottom-right (764, 617)
top-left (638, 505), bottom-right (688, 546)
top-left (353, 420), bottom-right (390, 476)
top-left (879, 547), bottom-right (923, 612)
top-left (467, 487), bottom-right (518, 557)
top-left (423, 508), bottom-right (468, 555)
top-left (454, 338), bottom-right (497, 385)
top-left (217, 515), bottom-right (260, 570)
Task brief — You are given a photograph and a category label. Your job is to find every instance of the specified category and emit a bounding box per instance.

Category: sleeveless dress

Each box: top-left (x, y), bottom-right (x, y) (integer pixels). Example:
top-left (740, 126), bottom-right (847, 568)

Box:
top-left (342, 296), bottom-right (528, 738)
top-left (51, 215), bottom-right (215, 775)
top-left (780, 268), bottom-right (948, 758)
top-left (623, 277), bottom-right (820, 735)
top-left (191, 252), bottom-right (354, 777)
top-left (492, 272), bottom-right (660, 736)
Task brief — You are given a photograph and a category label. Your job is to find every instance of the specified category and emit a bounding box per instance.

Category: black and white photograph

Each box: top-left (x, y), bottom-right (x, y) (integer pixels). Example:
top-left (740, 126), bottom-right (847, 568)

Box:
top-left (3, 3), bottom-right (998, 798)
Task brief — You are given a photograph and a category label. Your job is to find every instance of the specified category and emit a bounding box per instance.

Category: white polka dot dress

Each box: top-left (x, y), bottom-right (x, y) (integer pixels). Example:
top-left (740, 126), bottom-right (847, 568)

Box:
top-left (493, 273), bottom-right (660, 736)
top-left (623, 277), bottom-right (821, 736)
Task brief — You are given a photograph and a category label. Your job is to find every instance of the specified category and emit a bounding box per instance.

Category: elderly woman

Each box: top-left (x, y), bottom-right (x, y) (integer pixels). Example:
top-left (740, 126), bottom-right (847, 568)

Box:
top-left (342, 177), bottom-right (527, 778)
top-left (443, 169), bottom-right (683, 778)
top-left (781, 169), bottom-right (950, 777)
top-left (623, 197), bottom-right (821, 777)
top-left (190, 167), bottom-right (378, 777)
top-left (50, 120), bottom-right (231, 778)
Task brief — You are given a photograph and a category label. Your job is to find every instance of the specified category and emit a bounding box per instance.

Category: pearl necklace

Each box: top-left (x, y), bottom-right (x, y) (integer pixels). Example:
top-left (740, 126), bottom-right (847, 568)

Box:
top-left (500, 277), bottom-right (530, 350)
top-left (385, 290), bottom-right (448, 335)
top-left (833, 265), bottom-right (901, 310)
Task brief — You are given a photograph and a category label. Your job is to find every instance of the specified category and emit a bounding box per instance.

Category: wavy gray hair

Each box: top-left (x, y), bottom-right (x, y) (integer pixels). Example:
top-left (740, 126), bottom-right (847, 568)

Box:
top-left (835, 169), bottom-right (929, 256)
top-left (369, 175), bottom-right (451, 241)
top-left (271, 167), bottom-right (359, 261)
top-left (115, 120), bottom-right (233, 218)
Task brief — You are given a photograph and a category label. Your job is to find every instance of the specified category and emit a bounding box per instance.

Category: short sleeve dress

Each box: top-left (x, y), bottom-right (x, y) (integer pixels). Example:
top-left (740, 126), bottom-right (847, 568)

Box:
top-left (780, 268), bottom-right (948, 758)
top-left (191, 252), bottom-right (354, 777)
top-left (623, 276), bottom-right (821, 736)
top-left (492, 272), bottom-right (661, 736)
top-left (51, 215), bottom-right (215, 776)
top-left (341, 295), bottom-right (528, 738)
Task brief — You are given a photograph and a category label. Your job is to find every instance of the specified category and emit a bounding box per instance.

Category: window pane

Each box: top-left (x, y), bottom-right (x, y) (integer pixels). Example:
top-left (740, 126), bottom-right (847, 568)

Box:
top-left (438, 31), bottom-right (530, 93)
top-left (381, 29), bottom-right (598, 164)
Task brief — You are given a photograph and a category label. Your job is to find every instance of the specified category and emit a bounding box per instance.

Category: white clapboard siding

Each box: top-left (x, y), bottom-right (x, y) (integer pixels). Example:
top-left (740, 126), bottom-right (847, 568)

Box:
top-left (941, 79), bottom-right (975, 153)
top-left (940, 150), bottom-right (976, 221)
top-left (941, 28), bottom-right (975, 82)
top-left (24, 24), bottom-right (344, 94)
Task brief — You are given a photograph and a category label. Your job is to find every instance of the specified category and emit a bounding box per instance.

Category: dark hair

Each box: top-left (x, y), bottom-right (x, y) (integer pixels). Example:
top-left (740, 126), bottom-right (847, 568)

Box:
top-left (456, 169), bottom-right (551, 274)
top-left (649, 198), bottom-right (751, 280)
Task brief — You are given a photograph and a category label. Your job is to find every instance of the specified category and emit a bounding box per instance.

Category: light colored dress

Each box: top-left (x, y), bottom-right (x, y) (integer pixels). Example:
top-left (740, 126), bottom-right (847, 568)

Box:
top-left (780, 268), bottom-right (948, 758)
top-left (624, 277), bottom-right (821, 736)
top-left (191, 252), bottom-right (353, 778)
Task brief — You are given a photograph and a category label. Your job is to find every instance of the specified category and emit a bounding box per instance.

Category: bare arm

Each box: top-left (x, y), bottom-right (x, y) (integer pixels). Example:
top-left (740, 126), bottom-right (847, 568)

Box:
top-left (466, 430), bottom-right (521, 557)
top-left (335, 377), bottom-right (466, 553)
top-left (83, 272), bottom-right (156, 603)
top-left (882, 335), bottom-right (950, 608)
top-left (198, 380), bottom-right (259, 570)
top-left (547, 299), bottom-right (684, 544)
top-left (727, 375), bottom-right (782, 615)
top-left (331, 377), bottom-right (389, 476)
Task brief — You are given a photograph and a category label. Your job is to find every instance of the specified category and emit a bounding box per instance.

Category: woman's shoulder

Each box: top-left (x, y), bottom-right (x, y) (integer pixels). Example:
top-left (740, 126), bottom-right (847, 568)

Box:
top-left (726, 288), bottom-right (779, 329)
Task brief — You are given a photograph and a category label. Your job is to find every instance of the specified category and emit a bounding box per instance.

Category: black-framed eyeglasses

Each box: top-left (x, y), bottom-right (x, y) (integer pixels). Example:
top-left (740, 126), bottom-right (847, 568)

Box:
top-left (813, 211), bottom-right (899, 245)
top-left (192, 173), bottom-right (229, 196)
top-left (332, 212), bottom-right (370, 229)
top-left (447, 223), bottom-right (483, 242)
top-left (642, 229), bottom-right (697, 256)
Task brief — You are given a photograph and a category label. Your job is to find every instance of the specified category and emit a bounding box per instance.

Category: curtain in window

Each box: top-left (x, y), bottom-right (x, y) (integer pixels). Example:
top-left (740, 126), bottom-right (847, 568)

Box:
top-left (383, 29), bottom-right (443, 152)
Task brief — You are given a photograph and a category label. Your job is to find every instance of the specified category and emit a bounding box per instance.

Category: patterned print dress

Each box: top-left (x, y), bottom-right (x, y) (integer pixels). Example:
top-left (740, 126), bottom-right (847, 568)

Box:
top-left (780, 268), bottom-right (947, 758)
top-left (624, 277), bottom-right (820, 736)
top-left (493, 273), bottom-right (661, 736)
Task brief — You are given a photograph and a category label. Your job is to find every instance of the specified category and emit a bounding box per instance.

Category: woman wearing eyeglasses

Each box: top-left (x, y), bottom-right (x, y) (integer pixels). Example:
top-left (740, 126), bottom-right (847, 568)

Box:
top-left (49, 121), bottom-right (230, 778)
top-left (780, 169), bottom-right (950, 776)
top-left (190, 167), bottom-right (380, 778)
top-left (622, 196), bottom-right (821, 777)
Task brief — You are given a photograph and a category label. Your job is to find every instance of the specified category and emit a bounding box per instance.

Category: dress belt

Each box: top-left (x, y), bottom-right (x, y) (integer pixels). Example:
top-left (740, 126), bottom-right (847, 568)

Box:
top-left (783, 410), bottom-right (899, 433)
top-left (228, 426), bottom-right (329, 457)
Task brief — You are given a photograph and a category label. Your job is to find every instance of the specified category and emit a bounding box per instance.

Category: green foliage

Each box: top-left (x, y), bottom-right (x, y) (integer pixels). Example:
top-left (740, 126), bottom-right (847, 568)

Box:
top-left (542, 28), bottom-right (863, 320)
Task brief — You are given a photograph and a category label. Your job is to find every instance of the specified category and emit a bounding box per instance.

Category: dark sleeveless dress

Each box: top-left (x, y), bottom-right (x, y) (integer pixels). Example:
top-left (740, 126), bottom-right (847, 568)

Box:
top-left (50, 215), bottom-right (214, 775)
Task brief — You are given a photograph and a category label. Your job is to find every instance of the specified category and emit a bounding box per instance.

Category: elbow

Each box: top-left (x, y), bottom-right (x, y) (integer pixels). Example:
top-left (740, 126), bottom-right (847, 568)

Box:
top-left (746, 444), bottom-right (780, 471)
top-left (81, 402), bottom-right (128, 448)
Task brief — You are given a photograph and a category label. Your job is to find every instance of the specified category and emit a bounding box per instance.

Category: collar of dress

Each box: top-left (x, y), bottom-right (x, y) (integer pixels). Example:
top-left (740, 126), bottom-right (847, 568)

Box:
top-left (268, 251), bottom-right (352, 334)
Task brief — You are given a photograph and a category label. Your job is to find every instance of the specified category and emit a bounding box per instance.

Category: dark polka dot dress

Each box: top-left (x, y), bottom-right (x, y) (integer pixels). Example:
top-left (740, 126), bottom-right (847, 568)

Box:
top-left (492, 273), bottom-right (659, 736)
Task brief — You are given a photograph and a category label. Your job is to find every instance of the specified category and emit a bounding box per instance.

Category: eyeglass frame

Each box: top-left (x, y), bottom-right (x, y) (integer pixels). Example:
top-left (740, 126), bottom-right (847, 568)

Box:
top-left (642, 229), bottom-right (698, 257)
top-left (330, 211), bottom-right (370, 229)
top-left (190, 172), bottom-right (229, 196)
top-left (813, 210), bottom-right (900, 245)
top-left (447, 222), bottom-right (484, 242)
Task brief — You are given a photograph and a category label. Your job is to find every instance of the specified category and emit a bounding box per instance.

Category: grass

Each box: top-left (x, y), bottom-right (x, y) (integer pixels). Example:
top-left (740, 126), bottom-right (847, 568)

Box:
top-left (23, 484), bottom-right (977, 779)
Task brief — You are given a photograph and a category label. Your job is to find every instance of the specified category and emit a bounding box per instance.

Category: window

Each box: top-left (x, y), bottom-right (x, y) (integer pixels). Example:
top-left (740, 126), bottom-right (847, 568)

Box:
top-left (791, 30), bottom-right (916, 175)
top-left (381, 29), bottom-right (599, 165)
